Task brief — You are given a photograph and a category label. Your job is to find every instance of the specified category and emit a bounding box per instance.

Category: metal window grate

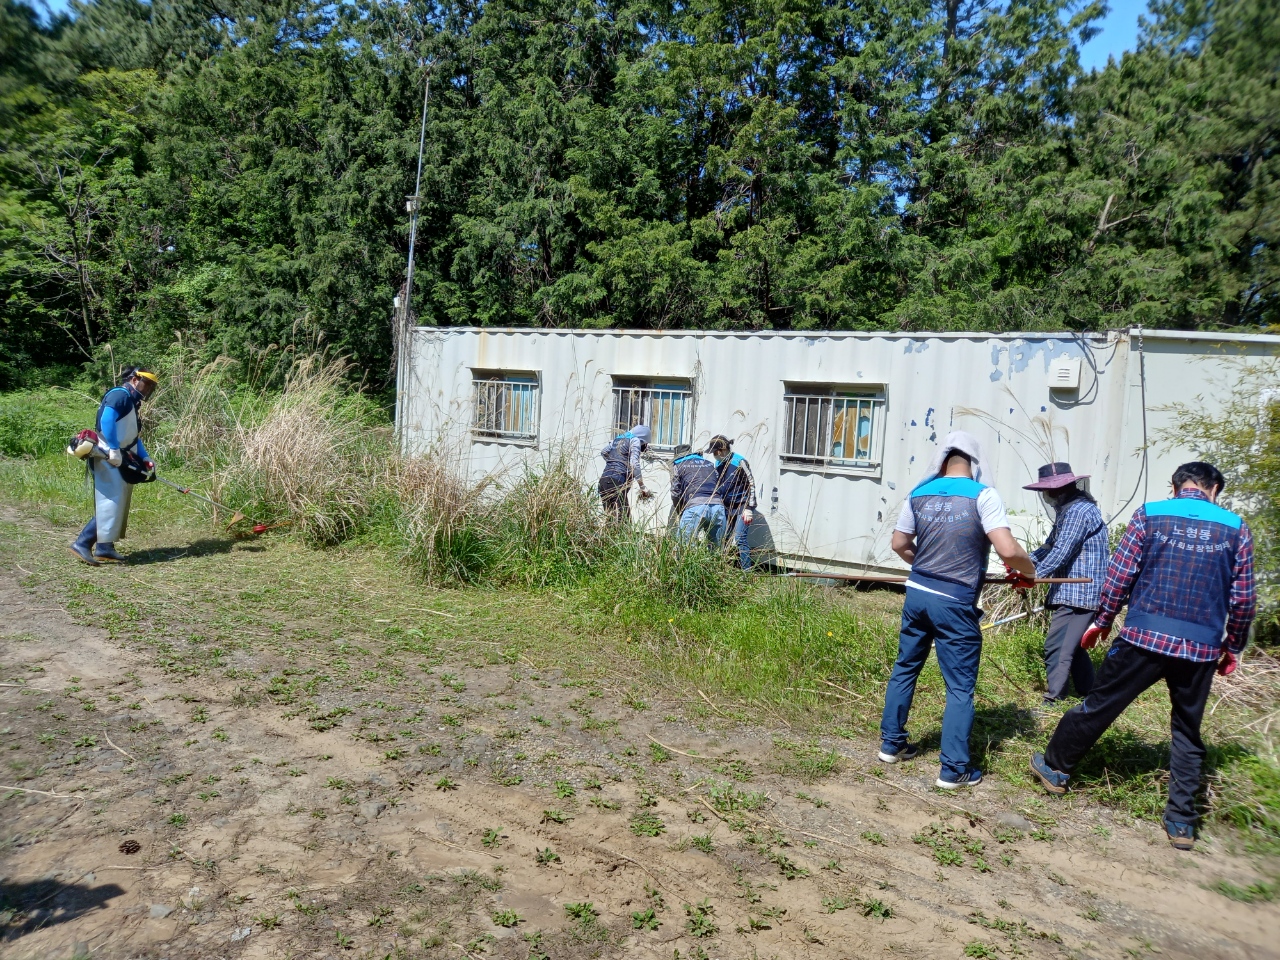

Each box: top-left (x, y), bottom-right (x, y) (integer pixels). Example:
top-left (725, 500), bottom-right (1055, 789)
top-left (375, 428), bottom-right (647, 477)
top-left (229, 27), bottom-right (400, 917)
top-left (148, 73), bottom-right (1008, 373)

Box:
top-left (472, 376), bottom-right (540, 441)
top-left (612, 383), bottom-right (692, 450)
top-left (783, 391), bottom-right (883, 467)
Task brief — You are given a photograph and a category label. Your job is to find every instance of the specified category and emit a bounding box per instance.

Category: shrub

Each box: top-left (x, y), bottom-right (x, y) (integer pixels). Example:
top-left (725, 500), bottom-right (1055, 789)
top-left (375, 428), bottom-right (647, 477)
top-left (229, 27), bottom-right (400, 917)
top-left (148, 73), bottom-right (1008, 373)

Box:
top-left (0, 388), bottom-right (92, 458)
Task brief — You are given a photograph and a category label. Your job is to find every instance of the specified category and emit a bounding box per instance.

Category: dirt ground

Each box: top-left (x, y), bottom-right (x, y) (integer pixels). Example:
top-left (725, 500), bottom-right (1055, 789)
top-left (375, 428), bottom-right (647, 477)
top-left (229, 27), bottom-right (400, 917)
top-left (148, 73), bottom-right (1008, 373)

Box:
top-left (1, 506), bottom-right (1278, 960)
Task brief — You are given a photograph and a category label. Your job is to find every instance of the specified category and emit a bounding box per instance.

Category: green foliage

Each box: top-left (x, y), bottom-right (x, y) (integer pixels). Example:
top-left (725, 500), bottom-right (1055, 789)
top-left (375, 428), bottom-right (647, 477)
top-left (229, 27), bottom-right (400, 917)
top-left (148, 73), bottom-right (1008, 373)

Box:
top-left (4, 0), bottom-right (1276, 390)
top-left (0, 388), bottom-right (90, 457)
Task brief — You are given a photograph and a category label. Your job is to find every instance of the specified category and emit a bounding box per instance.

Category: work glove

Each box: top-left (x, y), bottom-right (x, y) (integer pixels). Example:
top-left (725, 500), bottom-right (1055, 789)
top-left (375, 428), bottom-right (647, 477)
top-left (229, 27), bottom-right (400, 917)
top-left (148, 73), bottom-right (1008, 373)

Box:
top-left (1217, 651), bottom-right (1239, 677)
top-left (107, 448), bottom-right (123, 467)
top-left (742, 509), bottom-right (754, 525)
top-left (1080, 624), bottom-right (1111, 650)
top-left (638, 488), bottom-right (654, 501)
top-left (1003, 563), bottom-right (1035, 591)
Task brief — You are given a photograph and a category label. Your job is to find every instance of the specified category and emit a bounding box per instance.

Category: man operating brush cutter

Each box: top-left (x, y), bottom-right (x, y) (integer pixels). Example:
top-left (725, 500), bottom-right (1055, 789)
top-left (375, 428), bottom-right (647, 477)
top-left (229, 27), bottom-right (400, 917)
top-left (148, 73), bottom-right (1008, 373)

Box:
top-left (1031, 462), bottom-right (1256, 851)
top-left (880, 431), bottom-right (1037, 789)
top-left (68, 366), bottom-right (159, 565)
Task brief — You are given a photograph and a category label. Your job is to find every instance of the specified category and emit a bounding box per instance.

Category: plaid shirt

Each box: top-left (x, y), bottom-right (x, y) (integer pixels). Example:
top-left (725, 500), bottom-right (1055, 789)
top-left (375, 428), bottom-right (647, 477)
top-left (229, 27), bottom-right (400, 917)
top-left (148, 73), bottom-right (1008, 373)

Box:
top-left (1094, 490), bottom-right (1257, 661)
top-left (1030, 496), bottom-right (1107, 610)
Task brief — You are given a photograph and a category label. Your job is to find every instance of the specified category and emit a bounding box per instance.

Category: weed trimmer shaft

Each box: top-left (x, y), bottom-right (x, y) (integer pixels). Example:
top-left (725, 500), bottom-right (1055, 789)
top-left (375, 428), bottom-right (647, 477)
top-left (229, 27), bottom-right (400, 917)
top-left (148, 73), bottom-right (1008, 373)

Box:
top-left (154, 476), bottom-right (273, 533)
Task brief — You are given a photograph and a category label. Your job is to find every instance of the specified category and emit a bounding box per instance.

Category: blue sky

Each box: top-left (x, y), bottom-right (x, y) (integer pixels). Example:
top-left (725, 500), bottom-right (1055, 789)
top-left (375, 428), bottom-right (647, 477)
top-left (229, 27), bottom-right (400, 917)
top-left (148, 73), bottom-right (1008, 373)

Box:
top-left (38, 0), bottom-right (1148, 72)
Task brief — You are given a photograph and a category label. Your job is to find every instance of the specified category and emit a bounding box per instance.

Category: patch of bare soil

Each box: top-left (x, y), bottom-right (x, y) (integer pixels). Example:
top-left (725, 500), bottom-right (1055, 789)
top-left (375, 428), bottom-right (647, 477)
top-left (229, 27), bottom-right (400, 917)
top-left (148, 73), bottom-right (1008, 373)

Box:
top-left (1, 540), bottom-right (1277, 958)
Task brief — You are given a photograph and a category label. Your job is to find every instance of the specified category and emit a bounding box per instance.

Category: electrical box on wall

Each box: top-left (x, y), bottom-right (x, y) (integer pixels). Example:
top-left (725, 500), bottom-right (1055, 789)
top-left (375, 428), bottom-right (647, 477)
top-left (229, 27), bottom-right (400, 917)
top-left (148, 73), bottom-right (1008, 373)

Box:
top-left (1048, 357), bottom-right (1082, 391)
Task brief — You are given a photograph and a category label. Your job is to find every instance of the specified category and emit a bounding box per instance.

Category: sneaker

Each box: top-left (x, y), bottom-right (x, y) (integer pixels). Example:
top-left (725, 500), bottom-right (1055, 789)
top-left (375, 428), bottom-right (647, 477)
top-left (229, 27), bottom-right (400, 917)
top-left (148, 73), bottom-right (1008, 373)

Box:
top-left (936, 768), bottom-right (983, 789)
top-left (93, 545), bottom-right (124, 563)
top-left (877, 743), bottom-right (919, 764)
top-left (1030, 752), bottom-right (1070, 795)
top-left (1163, 818), bottom-right (1195, 851)
top-left (69, 543), bottom-right (100, 566)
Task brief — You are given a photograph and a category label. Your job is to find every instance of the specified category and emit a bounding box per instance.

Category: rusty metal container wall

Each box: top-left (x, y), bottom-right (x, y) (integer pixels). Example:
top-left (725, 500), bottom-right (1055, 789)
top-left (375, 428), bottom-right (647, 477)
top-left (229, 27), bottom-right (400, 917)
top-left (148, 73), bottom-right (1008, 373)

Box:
top-left (400, 327), bottom-right (1279, 574)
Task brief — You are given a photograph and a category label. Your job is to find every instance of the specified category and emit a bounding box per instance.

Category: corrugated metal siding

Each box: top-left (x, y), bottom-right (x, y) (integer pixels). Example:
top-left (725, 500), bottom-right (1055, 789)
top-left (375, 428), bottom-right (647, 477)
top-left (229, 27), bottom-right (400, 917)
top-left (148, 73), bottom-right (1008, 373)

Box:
top-left (401, 328), bottom-right (1278, 574)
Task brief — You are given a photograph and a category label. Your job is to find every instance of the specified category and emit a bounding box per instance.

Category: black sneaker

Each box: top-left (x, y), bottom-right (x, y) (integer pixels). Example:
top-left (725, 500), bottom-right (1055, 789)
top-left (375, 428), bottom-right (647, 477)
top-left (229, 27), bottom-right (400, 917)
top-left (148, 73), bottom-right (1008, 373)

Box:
top-left (1163, 818), bottom-right (1195, 851)
top-left (877, 743), bottom-right (919, 764)
top-left (936, 768), bottom-right (983, 789)
top-left (1030, 752), bottom-right (1070, 795)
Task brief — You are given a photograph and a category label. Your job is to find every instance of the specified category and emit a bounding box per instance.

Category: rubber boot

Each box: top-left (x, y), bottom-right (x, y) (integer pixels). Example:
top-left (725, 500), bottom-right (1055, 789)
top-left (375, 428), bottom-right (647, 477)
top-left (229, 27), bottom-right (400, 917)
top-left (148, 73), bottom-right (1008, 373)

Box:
top-left (69, 518), bottom-right (99, 566)
top-left (94, 542), bottom-right (124, 563)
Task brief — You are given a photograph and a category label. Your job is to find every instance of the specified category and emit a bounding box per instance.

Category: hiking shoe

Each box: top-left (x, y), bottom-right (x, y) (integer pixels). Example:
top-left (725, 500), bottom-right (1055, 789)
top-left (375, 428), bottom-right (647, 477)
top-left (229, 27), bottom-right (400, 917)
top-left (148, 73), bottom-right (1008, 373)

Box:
top-left (1164, 818), bottom-right (1195, 851)
top-left (936, 768), bottom-right (983, 790)
top-left (93, 545), bottom-right (124, 563)
top-left (1030, 752), bottom-right (1070, 795)
top-left (878, 743), bottom-right (919, 764)
top-left (69, 543), bottom-right (100, 566)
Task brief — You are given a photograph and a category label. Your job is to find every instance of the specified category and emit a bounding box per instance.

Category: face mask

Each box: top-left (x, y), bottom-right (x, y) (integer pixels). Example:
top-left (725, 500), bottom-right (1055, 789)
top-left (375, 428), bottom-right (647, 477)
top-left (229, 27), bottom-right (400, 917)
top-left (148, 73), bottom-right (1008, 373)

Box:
top-left (1040, 492), bottom-right (1060, 518)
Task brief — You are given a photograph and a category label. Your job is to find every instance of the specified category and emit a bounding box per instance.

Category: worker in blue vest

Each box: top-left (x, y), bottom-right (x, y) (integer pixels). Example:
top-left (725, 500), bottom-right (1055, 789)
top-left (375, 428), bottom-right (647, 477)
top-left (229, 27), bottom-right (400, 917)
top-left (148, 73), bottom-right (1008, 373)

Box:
top-left (70, 366), bottom-right (159, 565)
top-left (881, 431), bottom-right (1036, 789)
top-left (598, 424), bottom-right (651, 522)
top-left (708, 435), bottom-right (758, 569)
top-left (670, 444), bottom-right (726, 545)
top-left (1031, 462), bottom-right (1256, 850)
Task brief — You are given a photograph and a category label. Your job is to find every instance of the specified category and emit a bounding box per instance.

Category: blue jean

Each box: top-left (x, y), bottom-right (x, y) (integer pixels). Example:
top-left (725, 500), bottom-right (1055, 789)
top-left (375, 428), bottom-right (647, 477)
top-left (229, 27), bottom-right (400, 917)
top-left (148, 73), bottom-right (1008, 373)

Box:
top-left (727, 510), bottom-right (751, 569)
top-left (880, 588), bottom-right (983, 780)
top-left (678, 504), bottom-right (726, 546)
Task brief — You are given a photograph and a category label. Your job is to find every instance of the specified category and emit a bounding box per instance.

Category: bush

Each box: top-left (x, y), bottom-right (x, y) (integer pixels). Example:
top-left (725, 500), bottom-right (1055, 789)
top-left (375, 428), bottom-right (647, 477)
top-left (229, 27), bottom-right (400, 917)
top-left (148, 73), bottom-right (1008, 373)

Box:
top-left (0, 388), bottom-right (94, 458)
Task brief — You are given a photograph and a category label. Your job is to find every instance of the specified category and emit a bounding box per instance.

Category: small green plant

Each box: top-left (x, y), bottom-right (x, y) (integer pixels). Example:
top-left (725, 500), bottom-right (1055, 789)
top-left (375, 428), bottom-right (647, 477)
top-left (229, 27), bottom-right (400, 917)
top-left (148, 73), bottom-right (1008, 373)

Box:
top-left (649, 742), bottom-right (672, 763)
top-left (822, 895), bottom-right (851, 913)
top-left (191, 706), bottom-right (209, 723)
top-left (861, 898), bottom-right (893, 919)
top-left (771, 852), bottom-right (809, 880)
top-left (481, 827), bottom-right (502, 849)
top-left (492, 909), bottom-right (522, 928)
top-left (630, 811), bottom-right (666, 837)
top-left (564, 902), bottom-right (598, 922)
top-left (211, 728), bottom-right (229, 742)
top-left (73, 735), bottom-right (97, 748)
top-left (683, 899), bottom-right (718, 938)
top-left (535, 847), bottom-right (561, 865)
top-left (965, 942), bottom-right (998, 959)
top-left (541, 809), bottom-right (571, 824)
top-left (254, 913), bottom-right (282, 929)
top-left (861, 830), bottom-right (885, 845)
top-left (435, 777), bottom-right (458, 791)
top-left (1210, 878), bottom-right (1278, 903)
top-left (1081, 907), bottom-right (1101, 921)
top-left (168, 813), bottom-right (188, 826)
top-left (554, 780), bottom-right (575, 799)
top-left (690, 834), bottom-right (713, 853)
top-left (335, 930), bottom-right (354, 948)
top-left (590, 796), bottom-right (620, 810)
top-left (631, 907), bottom-right (660, 930)
top-left (1031, 827), bottom-right (1055, 842)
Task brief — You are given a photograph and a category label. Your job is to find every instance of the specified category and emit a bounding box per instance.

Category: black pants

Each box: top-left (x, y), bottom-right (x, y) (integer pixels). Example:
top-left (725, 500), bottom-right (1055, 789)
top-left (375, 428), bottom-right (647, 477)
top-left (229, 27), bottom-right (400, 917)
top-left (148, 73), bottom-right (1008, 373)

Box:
top-left (1045, 638), bottom-right (1216, 824)
top-left (598, 474), bottom-right (630, 522)
top-left (1043, 605), bottom-right (1096, 701)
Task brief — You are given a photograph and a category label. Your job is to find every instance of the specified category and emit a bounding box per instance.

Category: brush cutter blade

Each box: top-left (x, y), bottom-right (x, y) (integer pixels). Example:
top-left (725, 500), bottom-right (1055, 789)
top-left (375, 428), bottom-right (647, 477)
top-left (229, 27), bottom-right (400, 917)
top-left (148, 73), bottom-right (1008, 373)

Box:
top-left (224, 511), bottom-right (247, 530)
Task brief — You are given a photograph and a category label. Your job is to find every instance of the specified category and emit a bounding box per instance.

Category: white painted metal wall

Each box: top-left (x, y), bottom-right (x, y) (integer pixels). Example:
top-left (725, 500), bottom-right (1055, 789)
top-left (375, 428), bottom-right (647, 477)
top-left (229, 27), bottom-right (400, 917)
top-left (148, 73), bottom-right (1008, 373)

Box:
top-left (399, 327), bottom-right (1278, 574)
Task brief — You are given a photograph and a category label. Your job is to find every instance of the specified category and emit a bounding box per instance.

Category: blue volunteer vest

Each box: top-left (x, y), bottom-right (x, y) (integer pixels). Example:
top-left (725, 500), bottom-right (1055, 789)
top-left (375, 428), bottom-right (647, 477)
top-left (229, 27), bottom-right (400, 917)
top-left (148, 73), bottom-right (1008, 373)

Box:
top-left (1126, 496), bottom-right (1243, 648)
top-left (602, 432), bottom-right (638, 480)
top-left (719, 452), bottom-right (752, 508)
top-left (673, 453), bottom-right (721, 505)
top-left (907, 477), bottom-right (991, 606)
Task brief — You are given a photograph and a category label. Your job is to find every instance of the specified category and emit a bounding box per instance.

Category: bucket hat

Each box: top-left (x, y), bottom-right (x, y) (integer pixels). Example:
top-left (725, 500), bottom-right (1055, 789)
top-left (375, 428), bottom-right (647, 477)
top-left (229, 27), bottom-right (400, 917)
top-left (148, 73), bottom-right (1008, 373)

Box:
top-left (1024, 462), bottom-right (1090, 491)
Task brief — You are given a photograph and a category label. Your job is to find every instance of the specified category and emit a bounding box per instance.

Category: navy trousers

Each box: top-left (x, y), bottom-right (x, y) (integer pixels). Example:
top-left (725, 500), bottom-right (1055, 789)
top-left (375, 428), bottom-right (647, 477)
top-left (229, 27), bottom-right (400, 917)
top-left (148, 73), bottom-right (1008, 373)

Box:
top-left (880, 588), bottom-right (983, 780)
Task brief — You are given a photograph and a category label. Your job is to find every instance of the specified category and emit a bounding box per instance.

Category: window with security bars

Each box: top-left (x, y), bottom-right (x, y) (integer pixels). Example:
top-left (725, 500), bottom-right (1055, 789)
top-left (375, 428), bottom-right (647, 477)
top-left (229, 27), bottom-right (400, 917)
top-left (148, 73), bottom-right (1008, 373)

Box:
top-left (611, 379), bottom-right (692, 451)
top-left (471, 372), bottom-right (540, 442)
top-left (783, 386), bottom-right (885, 468)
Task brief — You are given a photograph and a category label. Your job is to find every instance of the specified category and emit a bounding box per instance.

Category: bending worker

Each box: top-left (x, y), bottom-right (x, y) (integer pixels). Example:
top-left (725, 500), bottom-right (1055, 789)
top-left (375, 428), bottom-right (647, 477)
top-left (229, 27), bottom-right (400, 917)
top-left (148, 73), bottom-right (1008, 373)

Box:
top-left (709, 435), bottom-right (757, 569)
top-left (598, 424), bottom-right (651, 522)
top-left (71, 366), bottom-right (158, 565)
top-left (670, 444), bottom-right (726, 545)
top-left (880, 431), bottom-right (1035, 789)
top-left (1024, 462), bottom-right (1108, 703)
top-left (1032, 462), bottom-right (1255, 850)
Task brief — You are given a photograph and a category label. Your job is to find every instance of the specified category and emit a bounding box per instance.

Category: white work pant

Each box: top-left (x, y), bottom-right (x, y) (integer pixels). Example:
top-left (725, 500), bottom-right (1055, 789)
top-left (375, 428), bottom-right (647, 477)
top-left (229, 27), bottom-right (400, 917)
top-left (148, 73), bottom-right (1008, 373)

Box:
top-left (92, 459), bottom-right (133, 543)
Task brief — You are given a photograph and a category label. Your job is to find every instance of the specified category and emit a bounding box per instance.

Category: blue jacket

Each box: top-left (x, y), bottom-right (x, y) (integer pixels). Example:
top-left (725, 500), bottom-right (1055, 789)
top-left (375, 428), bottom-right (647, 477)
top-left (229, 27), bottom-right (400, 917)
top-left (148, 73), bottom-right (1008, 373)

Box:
top-left (907, 477), bottom-right (991, 606)
top-left (671, 454), bottom-right (723, 512)
top-left (1125, 496), bottom-right (1245, 648)
top-left (600, 432), bottom-right (643, 482)
top-left (96, 385), bottom-right (149, 460)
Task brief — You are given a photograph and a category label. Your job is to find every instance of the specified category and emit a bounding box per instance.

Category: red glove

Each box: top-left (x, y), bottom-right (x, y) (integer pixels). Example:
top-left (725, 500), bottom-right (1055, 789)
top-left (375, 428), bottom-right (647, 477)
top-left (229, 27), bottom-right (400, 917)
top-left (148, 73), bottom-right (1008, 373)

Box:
top-left (1217, 651), bottom-right (1238, 677)
top-left (1003, 564), bottom-right (1035, 591)
top-left (1080, 624), bottom-right (1111, 650)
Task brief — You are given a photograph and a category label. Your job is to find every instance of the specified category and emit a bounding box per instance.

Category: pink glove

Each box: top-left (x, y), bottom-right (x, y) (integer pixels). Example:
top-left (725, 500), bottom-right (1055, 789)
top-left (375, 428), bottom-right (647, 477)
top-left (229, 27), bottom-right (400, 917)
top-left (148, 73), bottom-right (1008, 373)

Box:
top-left (1003, 564), bottom-right (1035, 591)
top-left (1217, 651), bottom-right (1238, 676)
top-left (742, 509), bottom-right (754, 525)
top-left (1080, 624), bottom-right (1111, 650)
